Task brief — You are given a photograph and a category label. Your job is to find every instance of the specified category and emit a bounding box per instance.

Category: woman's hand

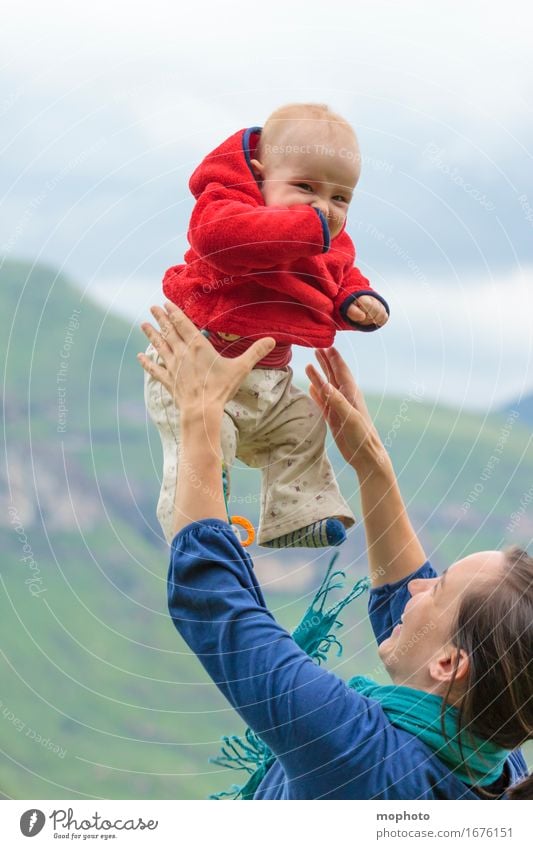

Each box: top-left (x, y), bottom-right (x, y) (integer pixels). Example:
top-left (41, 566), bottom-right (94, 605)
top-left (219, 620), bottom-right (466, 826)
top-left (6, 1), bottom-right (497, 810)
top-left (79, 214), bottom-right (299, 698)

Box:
top-left (137, 302), bottom-right (276, 421)
top-left (307, 347), bottom-right (426, 585)
top-left (305, 347), bottom-right (388, 474)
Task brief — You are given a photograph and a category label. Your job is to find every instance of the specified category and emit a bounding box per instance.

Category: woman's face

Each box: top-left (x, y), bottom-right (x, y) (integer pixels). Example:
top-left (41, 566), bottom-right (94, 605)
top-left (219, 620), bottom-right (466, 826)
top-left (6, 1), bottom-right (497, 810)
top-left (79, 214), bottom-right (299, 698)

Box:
top-left (378, 550), bottom-right (504, 700)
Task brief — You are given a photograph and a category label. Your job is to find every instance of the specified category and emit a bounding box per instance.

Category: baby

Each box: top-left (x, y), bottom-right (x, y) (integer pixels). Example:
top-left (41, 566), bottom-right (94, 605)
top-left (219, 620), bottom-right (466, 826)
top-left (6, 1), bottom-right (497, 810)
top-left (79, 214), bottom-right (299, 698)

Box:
top-left (145, 102), bottom-right (389, 548)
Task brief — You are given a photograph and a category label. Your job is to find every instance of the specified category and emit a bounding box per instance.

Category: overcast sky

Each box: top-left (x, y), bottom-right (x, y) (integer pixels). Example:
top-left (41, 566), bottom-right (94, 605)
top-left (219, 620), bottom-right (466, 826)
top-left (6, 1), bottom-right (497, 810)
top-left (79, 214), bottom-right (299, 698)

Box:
top-left (1, 0), bottom-right (532, 409)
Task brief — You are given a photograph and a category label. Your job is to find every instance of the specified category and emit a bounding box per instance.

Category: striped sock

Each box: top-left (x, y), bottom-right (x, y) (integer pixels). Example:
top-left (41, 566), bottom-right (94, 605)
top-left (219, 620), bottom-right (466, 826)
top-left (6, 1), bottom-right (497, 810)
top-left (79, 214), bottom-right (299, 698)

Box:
top-left (263, 518), bottom-right (346, 549)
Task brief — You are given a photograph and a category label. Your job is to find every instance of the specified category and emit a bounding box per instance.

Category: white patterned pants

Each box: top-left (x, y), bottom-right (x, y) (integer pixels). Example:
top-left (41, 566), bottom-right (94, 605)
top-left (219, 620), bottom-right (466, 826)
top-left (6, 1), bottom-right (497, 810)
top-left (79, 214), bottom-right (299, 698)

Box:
top-left (144, 344), bottom-right (356, 545)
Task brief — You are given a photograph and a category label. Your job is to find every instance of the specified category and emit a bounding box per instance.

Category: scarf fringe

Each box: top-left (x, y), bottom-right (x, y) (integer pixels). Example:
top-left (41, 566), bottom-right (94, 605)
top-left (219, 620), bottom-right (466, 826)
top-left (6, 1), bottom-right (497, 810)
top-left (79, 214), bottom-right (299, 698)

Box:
top-left (209, 553), bottom-right (370, 799)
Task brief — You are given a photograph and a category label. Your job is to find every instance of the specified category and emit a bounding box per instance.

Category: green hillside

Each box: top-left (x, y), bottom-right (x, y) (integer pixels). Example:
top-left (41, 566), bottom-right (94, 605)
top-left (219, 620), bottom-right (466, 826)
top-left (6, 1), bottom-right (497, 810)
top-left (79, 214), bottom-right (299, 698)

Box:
top-left (1, 258), bottom-right (531, 799)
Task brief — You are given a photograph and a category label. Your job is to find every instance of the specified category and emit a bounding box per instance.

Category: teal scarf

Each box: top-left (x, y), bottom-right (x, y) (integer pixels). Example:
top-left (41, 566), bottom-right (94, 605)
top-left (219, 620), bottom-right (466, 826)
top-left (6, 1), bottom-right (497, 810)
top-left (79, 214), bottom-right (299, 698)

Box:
top-left (210, 554), bottom-right (510, 798)
top-left (348, 676), bottom-right (510, 787)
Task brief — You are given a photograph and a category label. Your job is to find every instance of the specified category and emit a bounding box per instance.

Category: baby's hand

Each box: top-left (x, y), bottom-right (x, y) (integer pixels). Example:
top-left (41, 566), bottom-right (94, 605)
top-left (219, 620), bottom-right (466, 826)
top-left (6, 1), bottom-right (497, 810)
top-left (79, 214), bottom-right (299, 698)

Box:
top-left (346, 295), bottom-right (389, 327)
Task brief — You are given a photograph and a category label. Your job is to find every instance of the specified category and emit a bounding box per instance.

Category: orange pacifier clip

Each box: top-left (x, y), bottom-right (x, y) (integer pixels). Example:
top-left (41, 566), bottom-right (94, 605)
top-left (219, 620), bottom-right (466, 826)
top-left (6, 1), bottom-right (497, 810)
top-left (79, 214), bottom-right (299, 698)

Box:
top-left (222, 460), bottom-right (255, 547)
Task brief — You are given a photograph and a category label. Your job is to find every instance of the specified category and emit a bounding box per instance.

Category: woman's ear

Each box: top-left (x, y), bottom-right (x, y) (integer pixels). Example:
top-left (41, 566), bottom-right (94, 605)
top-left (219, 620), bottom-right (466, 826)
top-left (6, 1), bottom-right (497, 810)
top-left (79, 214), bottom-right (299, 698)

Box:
top-left (249, 158), bottom-right (265, 182)
top-left (429, 645), bottom-right (469, 688)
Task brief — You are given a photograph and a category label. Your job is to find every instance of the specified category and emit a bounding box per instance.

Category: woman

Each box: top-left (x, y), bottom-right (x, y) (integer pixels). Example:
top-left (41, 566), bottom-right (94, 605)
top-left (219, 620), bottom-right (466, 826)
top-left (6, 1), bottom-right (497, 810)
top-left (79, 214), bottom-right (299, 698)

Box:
top-left (138, 301), bottom-right (532, 800)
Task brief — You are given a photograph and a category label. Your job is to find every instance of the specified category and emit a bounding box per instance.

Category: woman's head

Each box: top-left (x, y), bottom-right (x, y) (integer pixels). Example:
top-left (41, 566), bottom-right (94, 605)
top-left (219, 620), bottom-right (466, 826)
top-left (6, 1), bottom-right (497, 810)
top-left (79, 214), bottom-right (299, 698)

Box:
top-left (378, 549), bottom-right (503, 694)
top-left (379, 545), bottom-right (533, 797)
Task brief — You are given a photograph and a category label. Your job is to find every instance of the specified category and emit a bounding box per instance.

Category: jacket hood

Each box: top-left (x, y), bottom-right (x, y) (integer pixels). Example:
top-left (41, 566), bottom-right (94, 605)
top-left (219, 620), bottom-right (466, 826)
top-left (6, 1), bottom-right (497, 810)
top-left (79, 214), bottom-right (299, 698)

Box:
top-left (189, 126), bottom-right (264, 203)
top-left (188, 125), bottom-right (347, 239)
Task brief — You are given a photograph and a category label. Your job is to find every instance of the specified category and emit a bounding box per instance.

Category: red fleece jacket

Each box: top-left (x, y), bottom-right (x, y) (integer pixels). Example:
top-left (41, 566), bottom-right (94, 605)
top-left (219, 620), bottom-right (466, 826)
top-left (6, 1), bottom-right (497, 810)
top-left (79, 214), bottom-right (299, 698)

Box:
top-left (163, 127), bottom-right (389, 364)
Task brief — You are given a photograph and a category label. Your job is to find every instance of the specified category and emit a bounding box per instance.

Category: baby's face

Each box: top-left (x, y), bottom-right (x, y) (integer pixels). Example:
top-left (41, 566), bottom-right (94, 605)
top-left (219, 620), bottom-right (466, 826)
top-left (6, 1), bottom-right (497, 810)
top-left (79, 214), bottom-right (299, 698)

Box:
top-left (251, 138), bottom-right (360, 239)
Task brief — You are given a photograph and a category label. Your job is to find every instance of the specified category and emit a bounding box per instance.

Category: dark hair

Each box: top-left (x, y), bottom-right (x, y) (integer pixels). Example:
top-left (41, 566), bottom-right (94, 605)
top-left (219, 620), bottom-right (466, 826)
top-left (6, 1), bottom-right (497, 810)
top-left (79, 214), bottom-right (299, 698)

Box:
top-left (442, 546), bottom-right (533, 799)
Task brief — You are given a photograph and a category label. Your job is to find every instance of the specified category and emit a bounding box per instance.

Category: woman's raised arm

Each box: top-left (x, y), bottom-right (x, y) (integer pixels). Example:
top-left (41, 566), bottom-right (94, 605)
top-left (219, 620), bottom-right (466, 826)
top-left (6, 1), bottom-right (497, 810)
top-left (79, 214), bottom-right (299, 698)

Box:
top-left (305, 347), bottom-right (427, 587)
top-left (137, 302), bottom-right (276, 536)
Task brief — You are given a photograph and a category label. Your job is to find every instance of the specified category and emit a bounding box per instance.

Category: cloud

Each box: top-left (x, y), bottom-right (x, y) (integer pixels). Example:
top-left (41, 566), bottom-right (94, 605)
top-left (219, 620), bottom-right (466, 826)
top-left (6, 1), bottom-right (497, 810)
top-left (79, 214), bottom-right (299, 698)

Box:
top-left (2, 0), bottom-right (532, 411)
top-left (329, 265), bottom-right (533, 411)
top-left (2, 1), bottom-right (533, 157)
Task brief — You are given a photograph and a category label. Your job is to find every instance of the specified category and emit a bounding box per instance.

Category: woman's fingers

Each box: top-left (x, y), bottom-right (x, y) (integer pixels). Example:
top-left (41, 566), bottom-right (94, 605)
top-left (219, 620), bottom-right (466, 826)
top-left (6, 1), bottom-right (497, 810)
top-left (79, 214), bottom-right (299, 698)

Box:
top-left (319, 347), bottom-right (369, 412)
top-left (309, 348), bottom-right (379, 467)
top-left (325, 384), bottom-right (368, 445)
top-left (140, 321), bottom-right (173, 362)
top-left (137, 352), bottom-right (171, 392)
top-left (139, 303), bottom-right (278, 416)
top-left (309, 382), bottom-right (336, 425)
top-left (305, 362), bottom-right (327, 392)
top-left (322, 347), bottom-right (356, 389)
top-left (164, 300), bottom-right (202, 346)
top-left (311, 350), bottom-right (358, 408)
top-left (314, 349), bottom-right (338, 389)
top-left (326, 348), bottom-right (372, 419)
top-left (314, 349), bottom-right (372, 423)
top-left (149, 302), bottom-right (207, 361)
top-left (307, 359), bottom-right (354, 429)
top-left (315, 348), bottom-right (356, 399)
top-left (310, 380), bottom-right (350, 438)
top-left (307, 367), bottom-right (338, 412)
top-left (309, 382), bottom-right (325, 411)
top-left (149, 305), bottom-right (181, 352)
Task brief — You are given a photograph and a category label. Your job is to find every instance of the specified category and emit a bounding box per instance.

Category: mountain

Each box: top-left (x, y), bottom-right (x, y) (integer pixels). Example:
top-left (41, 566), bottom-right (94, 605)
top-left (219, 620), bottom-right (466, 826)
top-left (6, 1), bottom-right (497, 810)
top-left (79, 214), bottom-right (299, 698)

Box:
top-left (1, 258), bottom-right (531, 799)
top-left (502, 393), bottom-right (533, 428)
top-left (0, 259), bottom-right (363, 801)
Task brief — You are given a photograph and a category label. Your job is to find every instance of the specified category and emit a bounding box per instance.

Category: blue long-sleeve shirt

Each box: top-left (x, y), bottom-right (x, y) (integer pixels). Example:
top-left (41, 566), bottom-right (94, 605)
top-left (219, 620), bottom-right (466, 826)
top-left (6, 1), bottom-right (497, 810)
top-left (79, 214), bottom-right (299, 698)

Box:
top-left (167, 517), bottom-right (529, 800)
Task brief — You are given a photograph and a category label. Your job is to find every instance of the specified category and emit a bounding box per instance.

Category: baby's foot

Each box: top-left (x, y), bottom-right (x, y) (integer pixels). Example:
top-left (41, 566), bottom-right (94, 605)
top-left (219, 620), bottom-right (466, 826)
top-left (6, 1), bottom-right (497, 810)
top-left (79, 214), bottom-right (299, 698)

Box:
top-left (263, 518), bottom-right (346, 548)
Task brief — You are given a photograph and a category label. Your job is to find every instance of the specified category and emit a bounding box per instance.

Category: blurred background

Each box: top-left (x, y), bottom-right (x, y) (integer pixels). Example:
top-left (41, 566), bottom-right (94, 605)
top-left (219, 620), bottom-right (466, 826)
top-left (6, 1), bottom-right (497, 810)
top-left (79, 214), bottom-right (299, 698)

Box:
top-left (1, 0), bottom-right (532, 799)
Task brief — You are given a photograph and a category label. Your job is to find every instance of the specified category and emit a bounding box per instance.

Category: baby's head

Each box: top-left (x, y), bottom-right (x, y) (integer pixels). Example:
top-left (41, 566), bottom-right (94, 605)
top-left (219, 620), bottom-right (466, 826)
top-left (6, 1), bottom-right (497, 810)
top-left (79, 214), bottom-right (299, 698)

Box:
top-left (250, 103), bottom-right (361, 239)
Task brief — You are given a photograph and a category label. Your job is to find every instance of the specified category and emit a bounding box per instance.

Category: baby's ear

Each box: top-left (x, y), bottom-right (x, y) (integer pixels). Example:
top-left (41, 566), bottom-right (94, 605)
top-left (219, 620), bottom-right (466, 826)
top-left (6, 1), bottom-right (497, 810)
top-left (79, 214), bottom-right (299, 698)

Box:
top-left (249, 158), bottom-right (264, 181)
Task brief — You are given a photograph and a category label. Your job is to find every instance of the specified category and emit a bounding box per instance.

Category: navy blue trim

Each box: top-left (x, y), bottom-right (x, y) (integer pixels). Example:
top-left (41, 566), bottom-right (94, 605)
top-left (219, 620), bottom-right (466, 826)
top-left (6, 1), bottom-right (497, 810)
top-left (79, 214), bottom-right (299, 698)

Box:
top-left (368, 560), bottom-right (435, 645)
top-left (313, 208), bottom-right (330, 252)
top-left (242, 128), bottom-right (330, 253)
top-left (339, 289), bottom-right (390, 332)
top-left (242, 126), bottom-right (262, 183)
